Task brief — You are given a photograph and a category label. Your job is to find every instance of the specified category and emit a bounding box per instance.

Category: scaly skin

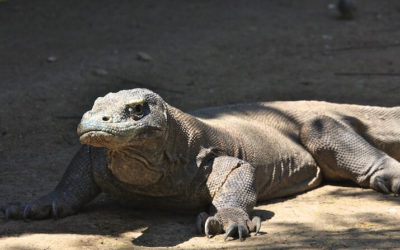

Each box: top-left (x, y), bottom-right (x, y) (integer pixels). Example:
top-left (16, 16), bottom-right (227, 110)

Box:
top-left (3, 88), bottom-right (400, 241)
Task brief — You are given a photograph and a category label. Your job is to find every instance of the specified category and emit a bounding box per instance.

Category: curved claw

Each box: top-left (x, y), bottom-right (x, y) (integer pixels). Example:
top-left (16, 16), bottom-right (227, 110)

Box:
top-left (376, 179), bottom-right (390, 193)
top-left (204, 216), bottom-right (213, 238)
top-left (52, 200), bottom-right (58, 219)
top-left (224, 224), bottom-right (238, 241)
top-left (392, 181), bottom-right (400, 194)
top-left (238, 225), bottom-right (244, 241)
top-left (196, 212), bottom-right (209, 235)
top-left (205, 216), bottom-right (223, 238)
top-left (5, 207), bottom-right (10, 220)
top-left (23, 205), bottom-right (31, 221)
top-left (252, 216), bottom-right (261, 235)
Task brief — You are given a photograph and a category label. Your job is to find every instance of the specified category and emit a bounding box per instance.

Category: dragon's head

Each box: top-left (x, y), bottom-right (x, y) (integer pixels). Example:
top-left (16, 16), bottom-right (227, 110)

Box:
top-left (77, 88), bottom-right (168, 150)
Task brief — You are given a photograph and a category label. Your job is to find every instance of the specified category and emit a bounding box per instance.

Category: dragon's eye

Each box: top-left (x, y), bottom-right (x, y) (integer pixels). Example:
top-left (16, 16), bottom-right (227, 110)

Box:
top-left (126, 103), bottom-right (144, 119)
top-left (134, 104), bottom-right (143, 114)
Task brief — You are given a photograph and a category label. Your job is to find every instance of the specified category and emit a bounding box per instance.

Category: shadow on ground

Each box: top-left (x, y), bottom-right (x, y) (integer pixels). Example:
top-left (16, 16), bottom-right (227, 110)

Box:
top-left (1, 186), bottom-right (399, 248)
top-left (0, 196), bottom-right (276, 247)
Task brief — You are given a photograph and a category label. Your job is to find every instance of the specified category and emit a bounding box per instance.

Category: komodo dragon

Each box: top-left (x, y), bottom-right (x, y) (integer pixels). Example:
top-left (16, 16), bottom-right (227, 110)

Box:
top-left (2, 88), bottom-right (400, 241)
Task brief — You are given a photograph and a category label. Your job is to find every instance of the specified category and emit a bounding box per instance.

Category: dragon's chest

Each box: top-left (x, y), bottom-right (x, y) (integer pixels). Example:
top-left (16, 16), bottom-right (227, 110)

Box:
top-left (90, 147), bottom-right (210, 210)
top-left (104, 150), bottom-right (194, 197)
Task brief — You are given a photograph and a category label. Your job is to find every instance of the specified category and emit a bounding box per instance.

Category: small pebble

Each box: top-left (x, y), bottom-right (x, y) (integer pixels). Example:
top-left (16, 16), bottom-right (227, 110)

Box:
top-left (136, 52), bottom-right (153, 62)
top-left (93, 68), bottom-right (108, 76)
top-left (322, 34), bottom-right (333, 40)
top-left (47, 56), bottom-right (57, 63)
top-left (328, 3), bottom-right (336, 10)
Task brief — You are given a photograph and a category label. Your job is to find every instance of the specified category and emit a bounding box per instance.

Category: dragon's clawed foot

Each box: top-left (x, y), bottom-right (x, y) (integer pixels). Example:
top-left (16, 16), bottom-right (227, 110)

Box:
top-left (1, 192), bottom-right (78, 220)
top-left (196, 208), bottom-right (261, 241)
top-left (370, 160), bottom-right (400, 195)
top-left (371, 171), bottom-right (400, 195)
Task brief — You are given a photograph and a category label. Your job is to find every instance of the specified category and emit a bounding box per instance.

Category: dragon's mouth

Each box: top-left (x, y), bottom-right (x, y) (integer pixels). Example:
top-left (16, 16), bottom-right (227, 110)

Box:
top-left (78, 124), bottom-right (164, 147)
top-left (79, 130), bottom-right (116, 147)
top-left (79, 130), bottom-right (113, 138)
top-left (77, 122), bottom-right (138, 137)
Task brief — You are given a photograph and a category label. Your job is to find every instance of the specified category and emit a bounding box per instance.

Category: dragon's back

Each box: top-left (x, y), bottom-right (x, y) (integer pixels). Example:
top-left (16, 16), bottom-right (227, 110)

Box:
top-left (192, 100), bottom-right (400, 131)
top-left (191, 100), bottom-right (400, 165)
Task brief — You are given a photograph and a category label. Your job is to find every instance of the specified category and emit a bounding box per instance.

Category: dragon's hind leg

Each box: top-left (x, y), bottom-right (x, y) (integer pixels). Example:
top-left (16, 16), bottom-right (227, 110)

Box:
top-left (300, 115), bottom-right (400, 194)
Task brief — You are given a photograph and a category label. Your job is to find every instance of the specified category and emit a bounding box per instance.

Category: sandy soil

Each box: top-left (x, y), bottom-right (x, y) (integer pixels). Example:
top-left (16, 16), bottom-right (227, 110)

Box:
top-left (1, 0), bottom-right (400, 249)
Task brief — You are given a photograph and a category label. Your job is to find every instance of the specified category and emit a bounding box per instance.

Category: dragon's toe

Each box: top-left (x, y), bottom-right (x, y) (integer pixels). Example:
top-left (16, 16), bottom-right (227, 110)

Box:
top-left (197, 207), bottom-right (260, 241)
top-left (204, 216), bottom-right (223, 238)
top-left (1, 202), bottom-right (24, 220)
top-left (248, 216), bottom-right (261, 235)
top-left (223, 223), bottom-right (249, 241)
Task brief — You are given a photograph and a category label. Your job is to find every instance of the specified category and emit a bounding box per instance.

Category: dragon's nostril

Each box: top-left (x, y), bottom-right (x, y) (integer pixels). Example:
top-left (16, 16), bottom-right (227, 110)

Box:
top-left (102, 116), bottom-right (110, 122)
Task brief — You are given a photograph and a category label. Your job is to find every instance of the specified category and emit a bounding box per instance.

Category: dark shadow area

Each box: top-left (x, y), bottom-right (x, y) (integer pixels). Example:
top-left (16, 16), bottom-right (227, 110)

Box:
top-left (1, 185), bottom-right (399, 248)
top-left (257, 180), bottom-right (400, 207)
top-left (0, 196), bottom-right (197, 247)
top-left (245, 226), bottom-right (400, 249)
top-left (0, 197), bottom-right (276, 247)
top-left (325, 186), bottom-right (400, 204)
top-left (324, 179), bottom-right (359, 188)
top-left (253, 209), bottom-right (275, 222)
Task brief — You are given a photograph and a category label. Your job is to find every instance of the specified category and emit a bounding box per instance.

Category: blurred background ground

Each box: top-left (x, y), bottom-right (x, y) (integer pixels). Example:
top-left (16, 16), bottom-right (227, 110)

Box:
top-left (1, 0), bottom-right (400, 249)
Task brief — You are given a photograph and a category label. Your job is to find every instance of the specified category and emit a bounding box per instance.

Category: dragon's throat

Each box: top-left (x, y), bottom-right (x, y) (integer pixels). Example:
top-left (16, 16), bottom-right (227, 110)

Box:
top-left (106, 150), bottom-right (163, 186)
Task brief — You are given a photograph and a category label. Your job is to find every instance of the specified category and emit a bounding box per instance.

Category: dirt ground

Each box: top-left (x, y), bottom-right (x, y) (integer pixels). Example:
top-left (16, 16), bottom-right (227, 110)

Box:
top-left (1, 0), bottom-right (400, 249)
